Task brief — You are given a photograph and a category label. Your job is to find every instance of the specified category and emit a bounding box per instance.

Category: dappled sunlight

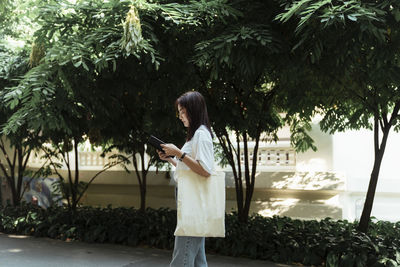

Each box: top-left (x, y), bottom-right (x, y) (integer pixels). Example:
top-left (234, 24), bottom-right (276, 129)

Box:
top-left (7, 248), bottom-right (23, 253)
top-left (324, 195), bottom-right (340, 205)
top-left (297, 158), bottom-right (328, 172)
top-left (7, 235), bottom-right (29, 239)
top-left (254, 197), bottom-right (342, 219)
top-left (3, 248), bottom-right (23, 253)
top-left (256, 198), bottom-right (300, 217)
top-left (270, 171), bottom-right (345, 191)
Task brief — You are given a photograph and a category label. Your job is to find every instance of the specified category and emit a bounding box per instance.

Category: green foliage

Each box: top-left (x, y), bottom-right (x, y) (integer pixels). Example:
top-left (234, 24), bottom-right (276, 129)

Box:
top-left (287, 116), bottom-right (317, 152)
top-left (276, 0), bottom-right (400, 232)
top-left (121, 5), bottom-right (145, 57)
top-left (0, 0), bottom-right (40, 41)
top-left (0, 204), bottom-right (176, 248)
top-left (39, 141), bottom-right (131, 212)
top-left (1, 204), bottom-right (400, 267)
top-left (276, 0), bottom-right (400, 132)
top-left (1, 0), bottom-right (241, 212)
top-left (0, 46), bottom-right (47, 206)
top-left (191, 0), bottom-right (321, 223)
top-left (193, 23), bottom-right (280, 80)
top-left (277, 0), bottom-right (382, 35)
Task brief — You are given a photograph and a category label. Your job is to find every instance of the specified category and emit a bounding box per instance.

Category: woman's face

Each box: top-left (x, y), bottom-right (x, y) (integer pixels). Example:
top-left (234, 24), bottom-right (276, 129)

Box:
top-left (178, 104), bottom-right (189, 127)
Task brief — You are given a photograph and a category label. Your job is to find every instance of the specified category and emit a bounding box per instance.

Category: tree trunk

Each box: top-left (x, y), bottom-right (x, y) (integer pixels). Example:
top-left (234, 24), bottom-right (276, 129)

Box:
top-left (214, 129), bottom-right (246, 221)
top-left (235, 131), bottom-right (246, 222)
top-left (139, 178), bottom-right (146, 212)
top-left (139, 152), bottom-right (147, 212)
top-left (72, 139), bottom-right (80, 211)
top-left (11, 179), bottom-right (19, 206)
top-left (358, 116), bottom-right (391, 233)
top-left (239, 131), bottom-right (250, 223)
top-left (10, 149), bottom-right (18, 206)
top-left (132, 151), bottom-right (147, 212)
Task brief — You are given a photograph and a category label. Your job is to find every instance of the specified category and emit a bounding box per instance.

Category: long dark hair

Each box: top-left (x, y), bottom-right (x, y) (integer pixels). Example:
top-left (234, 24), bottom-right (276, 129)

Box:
top-left (175, 91), bottom-right (213, 141)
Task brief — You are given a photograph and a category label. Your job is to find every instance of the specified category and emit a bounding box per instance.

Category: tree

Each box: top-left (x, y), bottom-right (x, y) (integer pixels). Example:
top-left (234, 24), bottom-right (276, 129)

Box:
top-left (2, 0), bottom-right (135, 211)
top-left (0, 49), bottom-right (51, 206)
top-left (277, 0), bottom-right (400, 232)
top-left (79, 0), bottom-right (239, 212)
top-left (87, 56), bottom-right (187, 212)
top-left (192, 0), bottom-right (291, 223)
top-left (2, 0), bottom-right (239, 211)
top-left (0, 0), bottom-right (50, 206)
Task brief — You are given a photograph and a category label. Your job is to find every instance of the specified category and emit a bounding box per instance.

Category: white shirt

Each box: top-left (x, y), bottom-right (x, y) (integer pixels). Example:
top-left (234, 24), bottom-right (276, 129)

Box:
top-left (175, 125), bottom-right (214, 179)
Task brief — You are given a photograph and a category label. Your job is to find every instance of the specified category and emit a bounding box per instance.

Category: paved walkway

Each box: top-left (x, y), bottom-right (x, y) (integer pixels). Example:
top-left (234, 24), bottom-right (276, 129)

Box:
top-left (0, 233), bottom-right (296, 267)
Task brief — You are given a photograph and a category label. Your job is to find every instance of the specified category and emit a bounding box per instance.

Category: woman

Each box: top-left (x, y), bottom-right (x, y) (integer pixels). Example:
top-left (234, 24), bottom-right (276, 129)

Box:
top-left (158, 91), bottom-right (214, 267)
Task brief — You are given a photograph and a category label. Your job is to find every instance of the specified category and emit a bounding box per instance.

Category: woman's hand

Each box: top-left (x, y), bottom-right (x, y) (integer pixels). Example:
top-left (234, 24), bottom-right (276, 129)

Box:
top-left (160, 143), bottom-right (181, 157)
top-left (157, 150), bottom-right (170, 161)
top-left (157, 148), bottom-right (177, 167)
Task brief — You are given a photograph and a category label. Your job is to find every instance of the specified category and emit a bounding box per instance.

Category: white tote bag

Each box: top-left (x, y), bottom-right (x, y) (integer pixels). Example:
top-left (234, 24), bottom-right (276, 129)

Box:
top-left (174, 169), bottom-right (225, 237)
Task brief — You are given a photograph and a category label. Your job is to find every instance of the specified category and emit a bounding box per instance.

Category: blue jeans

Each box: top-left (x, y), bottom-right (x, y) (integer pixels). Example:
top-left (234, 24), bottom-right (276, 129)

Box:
top-left (170, 236), bottom-right (207, 267)
top-left (171, 187), bottom-right (207, 267)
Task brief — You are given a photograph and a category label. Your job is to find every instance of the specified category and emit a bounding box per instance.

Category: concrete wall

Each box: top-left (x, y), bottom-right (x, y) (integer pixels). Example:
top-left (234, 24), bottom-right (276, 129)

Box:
top-left (296, 119), bottom-right (334, 172)
top-left (332, 128), bottom-right (400, 222)
top-left (7, 121), bottom-right (400, 222)
top-left (76, 168), bottom-right (344, 220)
top-left (293, 119), bottom-right (400, 222)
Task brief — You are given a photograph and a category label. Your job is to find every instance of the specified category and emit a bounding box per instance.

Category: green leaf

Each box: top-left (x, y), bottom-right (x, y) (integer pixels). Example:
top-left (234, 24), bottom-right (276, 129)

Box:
top-left (326, 252), bottom-right (339, 267)
top-left (341, 254), bottom-right (355, 267)
top-left (81, 61), bottom-right (89, 71)
top-left (73, 61), bottom-right (82, 68)
top-left (347, 15), bottom-right (357, 21)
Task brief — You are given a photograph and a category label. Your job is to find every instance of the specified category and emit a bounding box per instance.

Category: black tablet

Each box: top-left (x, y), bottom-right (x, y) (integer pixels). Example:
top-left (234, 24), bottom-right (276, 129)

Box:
top-left (149, 134), bottom-right (176, 157)
top-left (147, 135), bottom-right (174, 158)
top-left (148, 135), bottom-right (165, 152)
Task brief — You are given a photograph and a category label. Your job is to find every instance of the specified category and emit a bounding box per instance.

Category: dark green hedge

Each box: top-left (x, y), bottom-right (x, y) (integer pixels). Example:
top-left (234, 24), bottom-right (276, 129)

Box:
top-left (1, 204), bottom-right (399, 267)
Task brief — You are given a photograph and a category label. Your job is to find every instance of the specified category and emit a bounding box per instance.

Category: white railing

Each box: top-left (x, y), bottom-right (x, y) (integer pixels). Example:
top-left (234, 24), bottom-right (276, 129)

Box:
top-left (78, 151), bottom-right (109, 167)
top-left (240, 147), bottom-right (296, 167)
top-left (27, 151), bottom-right (125, 170)
top-left (27, 144), bottom-right (296, 171)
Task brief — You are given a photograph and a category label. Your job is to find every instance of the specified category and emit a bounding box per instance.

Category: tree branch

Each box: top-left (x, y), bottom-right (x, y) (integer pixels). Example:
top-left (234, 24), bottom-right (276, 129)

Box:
top-left (388, 100), bottom-right (400, 126)
top-left (0, 162), bottom-right (11, 182)
top-left (22, 150), bottom-right (32, 171)
top-left (74, 139), bottom-right (79, 187)
top-left (75, 157), bottom-right (130, 205)
top-left (11, 146), bottom-right (17, 176)
top-left (0, 138), bottom-right (13, 167)
top-left (215, 133), bottom-right (235, 169)
top-left (382, 111), bottom-right (389, 128)
top-left (222, 127), bottom-right (237, 159)
top-left (242, 130), bottom-right (250, 186)
top-left (235, 129), bottom-right (243, 189)
top-left (379, 118), bottom-right (384, 135)
top-left (374, 114), bottom-right (379, 155)
top-left (132, 152), bottom-right (143, 188)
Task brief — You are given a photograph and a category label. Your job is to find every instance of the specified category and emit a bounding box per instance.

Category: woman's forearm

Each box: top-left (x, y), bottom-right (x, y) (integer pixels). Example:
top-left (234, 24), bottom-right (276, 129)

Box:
top-left (179, 153), bottom-right (210, 177)
top-left (160, 143), bottom-right (210, 176)
top-left (167, 157), bottom-right (177, 167)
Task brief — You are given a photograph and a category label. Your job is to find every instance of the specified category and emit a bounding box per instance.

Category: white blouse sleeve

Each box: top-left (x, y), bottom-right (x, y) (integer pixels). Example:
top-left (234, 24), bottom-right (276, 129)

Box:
top-left (192, 128), bottom-right (214, 175)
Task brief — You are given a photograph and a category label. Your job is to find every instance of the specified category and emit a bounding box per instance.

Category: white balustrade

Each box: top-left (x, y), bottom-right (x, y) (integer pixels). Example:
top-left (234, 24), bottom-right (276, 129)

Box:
top-left (79, 151), bottom-right (108, 167)
top-left (239, 147), bottom-right (296, 167)
top-left (27, 144), bottom-right (295, 171)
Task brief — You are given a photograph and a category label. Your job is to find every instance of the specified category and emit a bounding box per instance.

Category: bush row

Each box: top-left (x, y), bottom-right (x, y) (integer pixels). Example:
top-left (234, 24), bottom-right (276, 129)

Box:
top-left (0, 204), bottom-right (399, 267)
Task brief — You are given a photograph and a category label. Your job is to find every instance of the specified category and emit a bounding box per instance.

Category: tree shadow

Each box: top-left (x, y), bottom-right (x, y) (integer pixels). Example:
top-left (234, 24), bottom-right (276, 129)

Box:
top-left (225, 171), bottom-right (345, 219)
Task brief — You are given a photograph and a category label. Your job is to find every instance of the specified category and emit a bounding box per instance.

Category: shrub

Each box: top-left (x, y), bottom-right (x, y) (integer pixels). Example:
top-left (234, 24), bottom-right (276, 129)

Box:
top-left (0, 204), bottom-right (399, 267)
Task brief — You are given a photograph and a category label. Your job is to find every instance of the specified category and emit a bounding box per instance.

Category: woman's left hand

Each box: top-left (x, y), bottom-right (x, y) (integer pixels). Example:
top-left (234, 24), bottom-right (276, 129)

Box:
top-left (160, 143), bottom-right (181, 157)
